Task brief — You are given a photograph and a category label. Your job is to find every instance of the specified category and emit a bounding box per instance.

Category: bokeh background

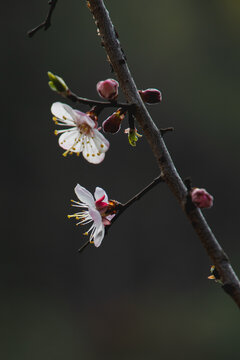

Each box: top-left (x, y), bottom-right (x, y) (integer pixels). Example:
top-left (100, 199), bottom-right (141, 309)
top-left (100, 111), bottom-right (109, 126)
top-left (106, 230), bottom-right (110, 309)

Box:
top-left (3, 0), bottom-right (240, 359)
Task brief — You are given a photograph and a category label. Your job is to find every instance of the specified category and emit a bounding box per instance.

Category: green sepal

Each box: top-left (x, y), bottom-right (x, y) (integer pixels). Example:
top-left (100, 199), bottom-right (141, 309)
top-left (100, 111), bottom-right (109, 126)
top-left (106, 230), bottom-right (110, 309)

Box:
top-left (128, 129), bottom-right (142, 147)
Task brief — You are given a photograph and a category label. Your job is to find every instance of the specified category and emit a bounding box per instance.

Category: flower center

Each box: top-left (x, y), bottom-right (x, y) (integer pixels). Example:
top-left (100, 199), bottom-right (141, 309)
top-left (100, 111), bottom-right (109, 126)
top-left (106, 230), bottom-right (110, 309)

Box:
top-left (78, 123), bottom-right (91, 135)
top-left (95, 195), bottom-right (109, 214)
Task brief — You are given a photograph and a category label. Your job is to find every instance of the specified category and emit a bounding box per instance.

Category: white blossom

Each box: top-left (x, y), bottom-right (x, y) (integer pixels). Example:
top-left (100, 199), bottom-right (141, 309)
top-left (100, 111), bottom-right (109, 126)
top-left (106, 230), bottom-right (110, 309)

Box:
top-left (68, 184), bottom-right (115, 247)
top-left (51, 102), bottom-right (109, 164)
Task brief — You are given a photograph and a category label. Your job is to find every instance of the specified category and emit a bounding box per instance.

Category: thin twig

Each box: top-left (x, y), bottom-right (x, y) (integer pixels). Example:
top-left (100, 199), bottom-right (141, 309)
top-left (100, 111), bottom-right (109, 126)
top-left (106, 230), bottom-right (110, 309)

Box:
top-left (78, 174), bottom-right (163, 253)
top-left (128, 111), bottom-right (135, 130)
top-left (110, 174), bottom-right (163, 227)
top-left (28, 0), bottom-right (58, 38)
top-left (160, 127), bottom-right (174, 136)
top-left (66, 90), bottom-right (133, 111)
top-left (88, 0), bottom-right (240, 308)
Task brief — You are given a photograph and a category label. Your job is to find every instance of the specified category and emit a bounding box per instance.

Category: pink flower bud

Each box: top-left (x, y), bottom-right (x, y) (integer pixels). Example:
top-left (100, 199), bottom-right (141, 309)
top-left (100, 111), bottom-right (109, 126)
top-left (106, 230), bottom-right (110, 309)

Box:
top-left (191, 188), bottom-right (213, 209)
top-left (96, 79), bottom-right (119, 100)
top-left (139, 88), bottom-right (162, 104)
top-left (102, 109), bottom-right (125, 134)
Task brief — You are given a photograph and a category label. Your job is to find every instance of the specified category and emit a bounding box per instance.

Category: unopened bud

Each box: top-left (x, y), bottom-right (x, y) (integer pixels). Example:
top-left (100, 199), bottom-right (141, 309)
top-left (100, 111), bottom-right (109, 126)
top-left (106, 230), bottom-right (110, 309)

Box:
top-left (102, 109), bottom-right (125, 134)
top-left (97, 79), bottom-right (119, 100)
top-left (139, 88), bottom-right (162, 104)
top-left (48, 71), bottom-right (68, 93)
top-left (191, 188), bottom-right (213, 209)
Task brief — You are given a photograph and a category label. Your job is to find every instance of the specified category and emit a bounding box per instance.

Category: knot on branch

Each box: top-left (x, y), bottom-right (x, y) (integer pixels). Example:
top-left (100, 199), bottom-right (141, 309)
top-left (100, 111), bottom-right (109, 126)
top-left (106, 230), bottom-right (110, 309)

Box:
top-left (184, 178), bottom-right (196, 213)
top-left (222, 282), bottom-right (239, 296)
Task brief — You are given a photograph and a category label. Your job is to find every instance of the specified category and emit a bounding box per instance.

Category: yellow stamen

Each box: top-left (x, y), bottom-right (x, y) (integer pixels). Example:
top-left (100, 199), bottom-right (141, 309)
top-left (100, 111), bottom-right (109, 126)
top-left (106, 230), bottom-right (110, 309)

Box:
top-left (52, 116), bottom-right (57, 121)
top-left (83, 232), bottom-right (88, 236)
top-left (54, 130), bottom-right (58, 135)
top-left (67, 214), bottom-right (78, 218)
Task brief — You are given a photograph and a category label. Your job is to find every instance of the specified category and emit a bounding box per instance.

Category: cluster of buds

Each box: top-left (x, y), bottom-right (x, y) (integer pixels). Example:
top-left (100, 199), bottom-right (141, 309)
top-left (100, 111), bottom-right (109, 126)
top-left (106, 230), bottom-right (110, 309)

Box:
top-left (48, 72), bottom-right (164, 151)
top-left (47, 73), bottom-right (216, 252)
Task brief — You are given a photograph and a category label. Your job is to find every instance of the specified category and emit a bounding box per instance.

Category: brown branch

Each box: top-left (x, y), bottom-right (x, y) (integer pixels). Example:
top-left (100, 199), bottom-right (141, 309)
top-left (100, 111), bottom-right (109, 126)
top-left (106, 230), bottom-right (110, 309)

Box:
top-left (28, 0), bottom-right (58, 38)
top-left (66, 90), bottom-right (132, 111)
top-left (87, 0), bottom-right (240, 307)
top-left (78, 174), bottom-right (163, 253)
top-left (160, 127), bottom-right (174, 136)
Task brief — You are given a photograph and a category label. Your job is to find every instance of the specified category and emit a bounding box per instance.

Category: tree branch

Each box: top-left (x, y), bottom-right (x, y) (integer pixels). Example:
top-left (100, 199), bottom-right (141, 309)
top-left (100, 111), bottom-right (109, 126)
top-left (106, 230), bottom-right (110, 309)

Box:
top-left (78, 174), bottom-right (163, 253)
top-left (66, 90), bottom-right (132, 111)
top-left (87, 0), bottom-right (240, 307)
top-left (28, 0), bottom-right (58, 38)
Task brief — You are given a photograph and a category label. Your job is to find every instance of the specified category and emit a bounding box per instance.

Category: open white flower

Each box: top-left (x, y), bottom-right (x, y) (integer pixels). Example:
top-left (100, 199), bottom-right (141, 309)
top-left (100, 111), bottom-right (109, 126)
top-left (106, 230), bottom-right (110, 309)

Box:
top-left (68, 184), bottom-right (116, 247)
top-left (51, 102), bottom-right (109, 164)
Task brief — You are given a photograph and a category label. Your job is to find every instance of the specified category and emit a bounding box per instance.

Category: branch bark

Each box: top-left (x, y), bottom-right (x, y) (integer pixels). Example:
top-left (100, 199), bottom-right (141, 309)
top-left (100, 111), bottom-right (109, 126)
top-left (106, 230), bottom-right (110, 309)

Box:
top-left (87, 0), bottom-right (240, 307)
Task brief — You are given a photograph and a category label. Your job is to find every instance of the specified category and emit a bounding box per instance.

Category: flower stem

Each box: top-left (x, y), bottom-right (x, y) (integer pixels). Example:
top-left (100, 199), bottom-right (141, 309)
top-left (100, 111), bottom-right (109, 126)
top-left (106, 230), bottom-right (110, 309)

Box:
top-left (67, 90), bottom-right (133, 112)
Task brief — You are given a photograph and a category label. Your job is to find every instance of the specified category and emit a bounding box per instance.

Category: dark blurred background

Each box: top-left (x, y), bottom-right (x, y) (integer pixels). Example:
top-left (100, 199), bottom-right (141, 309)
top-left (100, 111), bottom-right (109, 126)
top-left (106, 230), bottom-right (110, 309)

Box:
top-left (3, 0), bottom-right (240, 359)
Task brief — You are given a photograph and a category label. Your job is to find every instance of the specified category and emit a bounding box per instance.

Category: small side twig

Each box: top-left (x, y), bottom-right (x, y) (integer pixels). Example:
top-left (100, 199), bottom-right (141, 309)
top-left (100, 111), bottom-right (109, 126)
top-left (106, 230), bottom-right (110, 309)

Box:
top-left (78, 174), bottom-right (163, 253)
top-left (28, 0), bottom-right (58, 38)
top-left (66, 90), bottom-right (133, 112)
top-left (110, 174), bottom-right (163, 227)
top-left (160, 127), bottom-right (174, 136)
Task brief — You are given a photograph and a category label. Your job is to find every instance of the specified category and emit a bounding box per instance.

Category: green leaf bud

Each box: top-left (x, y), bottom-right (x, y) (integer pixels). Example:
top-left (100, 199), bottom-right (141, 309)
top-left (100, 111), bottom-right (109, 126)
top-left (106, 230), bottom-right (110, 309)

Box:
top-left (47, 71), bottom-right (68, 93)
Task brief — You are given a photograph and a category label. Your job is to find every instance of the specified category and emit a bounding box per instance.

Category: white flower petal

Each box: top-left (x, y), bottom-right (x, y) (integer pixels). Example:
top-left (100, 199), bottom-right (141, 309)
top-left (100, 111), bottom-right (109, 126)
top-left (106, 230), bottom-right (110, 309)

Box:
top-left (74, 184), bottom-right (95, 207)
top-left (82, 136), bottom-right (105, 164)
top-left (88, 208), bottom-right (105, 247)
top-left (58, 130), bottom-right (79, 150)
top-left (51, 102), bottom-right (77, 124)
top-left (93, 222), bottom-right (105, 248)
top-left (73, 137), bottom-right (84, 153)
top-left (89, 207), bottom-right (102, 225)
top-left (92, 129), bottom-right (110, 153)
top-left (94, 187), bottom-right (108, 203)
